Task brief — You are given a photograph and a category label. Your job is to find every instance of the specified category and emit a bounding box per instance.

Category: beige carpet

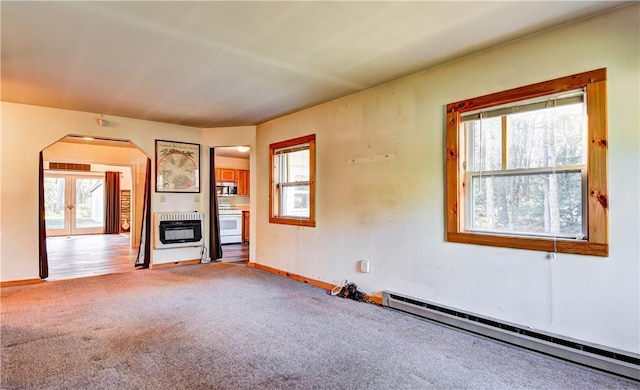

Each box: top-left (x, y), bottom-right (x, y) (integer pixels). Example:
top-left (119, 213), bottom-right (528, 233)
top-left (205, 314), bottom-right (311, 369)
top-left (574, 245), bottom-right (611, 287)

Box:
top-left (1, 263), bottom-right (636, 389)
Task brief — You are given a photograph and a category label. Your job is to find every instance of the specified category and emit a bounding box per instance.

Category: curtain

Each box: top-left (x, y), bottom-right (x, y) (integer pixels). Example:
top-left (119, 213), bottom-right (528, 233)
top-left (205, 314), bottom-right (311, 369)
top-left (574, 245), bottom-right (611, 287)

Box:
top-left (104, 171), bottom-right (121, 234)
top-left (209, 148), bottom-right (223, 261)
top-left (135, 159), bottom-right (152, 268)
top-left (38, 152), bottom-right (49, 279)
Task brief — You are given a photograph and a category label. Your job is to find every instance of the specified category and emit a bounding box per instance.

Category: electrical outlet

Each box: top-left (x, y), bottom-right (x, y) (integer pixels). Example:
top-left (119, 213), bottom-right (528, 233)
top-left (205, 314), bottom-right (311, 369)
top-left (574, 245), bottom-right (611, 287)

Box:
top-left (359, 260), bottom-right (370, 273)
top-left (194, 195), bottom-right (200, 202)
top-left (160, 195), bottom-right (166, 202)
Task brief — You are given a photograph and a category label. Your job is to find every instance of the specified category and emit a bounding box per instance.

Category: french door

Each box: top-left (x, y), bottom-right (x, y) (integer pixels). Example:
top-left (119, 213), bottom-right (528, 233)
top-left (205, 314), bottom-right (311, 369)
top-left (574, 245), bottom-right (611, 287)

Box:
top-left (44, 173), bottom-right (105, 236)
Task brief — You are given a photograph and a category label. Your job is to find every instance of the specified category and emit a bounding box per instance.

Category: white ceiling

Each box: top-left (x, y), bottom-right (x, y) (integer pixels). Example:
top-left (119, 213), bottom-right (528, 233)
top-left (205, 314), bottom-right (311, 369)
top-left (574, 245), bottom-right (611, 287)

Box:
top-left (215, 146), bottom-right (251, 159)
top-left (1, 1), bottom-right (630, 128)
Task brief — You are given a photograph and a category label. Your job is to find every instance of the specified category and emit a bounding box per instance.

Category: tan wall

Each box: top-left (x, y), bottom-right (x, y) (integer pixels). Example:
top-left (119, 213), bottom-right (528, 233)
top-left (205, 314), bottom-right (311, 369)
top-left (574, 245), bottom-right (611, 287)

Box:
top-left (254, 5), bottom-right (640, 353)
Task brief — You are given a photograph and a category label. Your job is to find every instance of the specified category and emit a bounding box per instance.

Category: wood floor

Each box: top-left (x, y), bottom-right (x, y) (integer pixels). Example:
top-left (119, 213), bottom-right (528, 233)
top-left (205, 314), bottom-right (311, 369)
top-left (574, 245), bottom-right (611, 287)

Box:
top-left (220, 243), bottom-right (250, 263)
top-left (46, 234), bottom-right (138, 281)
top-left (46, 234), bottom-right (249, 281)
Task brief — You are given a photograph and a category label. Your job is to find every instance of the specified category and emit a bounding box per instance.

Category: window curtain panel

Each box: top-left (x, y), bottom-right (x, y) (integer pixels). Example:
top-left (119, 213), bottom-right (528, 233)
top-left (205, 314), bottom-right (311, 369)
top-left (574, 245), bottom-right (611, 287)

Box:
top-left (104, 171), bottom-right (121, 234)
top-left (135, 159), bottom-right (152, 268)
top-left (209, 148), bottom-right (223, 261)
top-left (39, 152), bottom-right (49, 279)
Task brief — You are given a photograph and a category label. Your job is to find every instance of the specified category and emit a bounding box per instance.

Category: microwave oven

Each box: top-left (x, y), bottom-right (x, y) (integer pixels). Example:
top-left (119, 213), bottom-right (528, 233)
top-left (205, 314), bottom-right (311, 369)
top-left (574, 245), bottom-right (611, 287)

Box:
top-left (216, 181), bottom-right (238, 196)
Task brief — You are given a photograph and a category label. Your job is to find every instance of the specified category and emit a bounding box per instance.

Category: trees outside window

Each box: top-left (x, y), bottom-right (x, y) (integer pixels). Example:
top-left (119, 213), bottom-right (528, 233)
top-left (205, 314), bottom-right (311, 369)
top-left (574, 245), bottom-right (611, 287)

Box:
top-left (446, 69), bottom-right (608, 256)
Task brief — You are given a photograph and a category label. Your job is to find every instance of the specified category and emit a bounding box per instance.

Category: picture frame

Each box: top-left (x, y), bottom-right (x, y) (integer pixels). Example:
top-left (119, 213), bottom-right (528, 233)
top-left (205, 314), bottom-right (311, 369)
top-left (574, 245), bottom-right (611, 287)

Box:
top-left (155, 140), bottom-right (201, 193)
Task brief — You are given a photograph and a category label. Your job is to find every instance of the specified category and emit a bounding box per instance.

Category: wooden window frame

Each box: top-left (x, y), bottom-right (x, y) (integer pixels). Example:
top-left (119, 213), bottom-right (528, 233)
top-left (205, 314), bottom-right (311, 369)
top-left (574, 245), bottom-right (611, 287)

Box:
top-left (445, 69), bottom-right (608, 256)
top-left (269, 134), bottom-right (316, 227)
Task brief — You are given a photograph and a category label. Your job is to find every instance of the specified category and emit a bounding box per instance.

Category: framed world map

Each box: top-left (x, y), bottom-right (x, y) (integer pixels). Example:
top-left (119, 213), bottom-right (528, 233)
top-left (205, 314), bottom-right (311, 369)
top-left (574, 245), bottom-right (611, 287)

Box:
top-left (155, 140), bottom-right (200, 193)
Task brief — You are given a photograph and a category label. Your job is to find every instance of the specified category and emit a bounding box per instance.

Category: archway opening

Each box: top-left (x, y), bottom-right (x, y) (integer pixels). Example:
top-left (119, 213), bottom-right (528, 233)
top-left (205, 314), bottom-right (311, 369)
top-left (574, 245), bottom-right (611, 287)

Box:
top-left (41, 135), bottom-right (149, 280)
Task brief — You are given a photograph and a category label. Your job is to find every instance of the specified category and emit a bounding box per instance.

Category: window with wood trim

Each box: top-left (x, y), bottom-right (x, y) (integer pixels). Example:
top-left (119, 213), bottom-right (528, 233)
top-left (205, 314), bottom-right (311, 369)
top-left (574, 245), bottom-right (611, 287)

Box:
top-left (446, 69), bottom-right (608, 256)
top-left (269, 134), bottom-right (316, 227)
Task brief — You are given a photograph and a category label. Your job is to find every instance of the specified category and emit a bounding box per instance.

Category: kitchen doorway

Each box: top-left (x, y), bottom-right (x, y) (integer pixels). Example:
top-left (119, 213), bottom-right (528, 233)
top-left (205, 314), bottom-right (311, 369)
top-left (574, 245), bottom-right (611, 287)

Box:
top-left (213, 145), bottom-right (250, 263)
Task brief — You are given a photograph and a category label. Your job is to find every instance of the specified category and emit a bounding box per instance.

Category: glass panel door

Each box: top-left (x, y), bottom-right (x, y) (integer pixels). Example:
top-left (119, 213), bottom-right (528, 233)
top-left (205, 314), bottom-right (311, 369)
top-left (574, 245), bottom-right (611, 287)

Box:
top-left (45, 173), bottom-right (105, 236)
top-left (73, 176), bottom-right (105, 234)
top-left (44, 175), bottom-right (68, 236)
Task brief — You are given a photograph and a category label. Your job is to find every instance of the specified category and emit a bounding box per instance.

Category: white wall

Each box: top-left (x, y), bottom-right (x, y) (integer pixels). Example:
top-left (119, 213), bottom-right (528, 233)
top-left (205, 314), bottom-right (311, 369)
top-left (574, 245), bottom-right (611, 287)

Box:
top-left (0, 103), bottom-right (202, 281)
top-left (90, 165), bottom-right (132, 191)
top-left (255, 5), bottom-right (640, 353)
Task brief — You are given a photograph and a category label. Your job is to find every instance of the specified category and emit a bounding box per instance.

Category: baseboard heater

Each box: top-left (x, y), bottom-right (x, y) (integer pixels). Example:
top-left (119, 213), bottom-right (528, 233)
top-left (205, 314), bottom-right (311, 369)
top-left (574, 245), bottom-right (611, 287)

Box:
top-left (382, 291), bottom-right (639, 380)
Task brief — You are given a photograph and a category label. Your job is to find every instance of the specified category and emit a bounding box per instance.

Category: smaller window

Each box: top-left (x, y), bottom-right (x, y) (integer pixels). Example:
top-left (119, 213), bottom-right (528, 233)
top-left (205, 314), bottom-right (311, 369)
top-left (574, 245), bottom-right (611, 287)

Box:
top-left (269, 134), bottom-right (316, 227)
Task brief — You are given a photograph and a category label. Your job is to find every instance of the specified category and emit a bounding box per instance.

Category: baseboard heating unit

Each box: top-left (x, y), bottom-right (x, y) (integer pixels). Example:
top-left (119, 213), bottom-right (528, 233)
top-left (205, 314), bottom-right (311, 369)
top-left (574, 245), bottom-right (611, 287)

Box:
top-left (382, 291), bottom-right (639, 380)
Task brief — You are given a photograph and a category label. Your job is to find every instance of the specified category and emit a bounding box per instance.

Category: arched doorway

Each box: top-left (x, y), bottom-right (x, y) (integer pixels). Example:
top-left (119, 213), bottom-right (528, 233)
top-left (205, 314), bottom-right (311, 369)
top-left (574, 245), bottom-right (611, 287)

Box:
top-left (41, 135), bottom-right (149, 280)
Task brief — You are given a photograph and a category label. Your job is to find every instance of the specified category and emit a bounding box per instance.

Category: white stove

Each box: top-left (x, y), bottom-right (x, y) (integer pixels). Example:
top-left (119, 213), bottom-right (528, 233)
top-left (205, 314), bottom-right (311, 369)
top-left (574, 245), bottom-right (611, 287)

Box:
top-left (218, 201), bottom-right (242, 244)
top-left (218, 206), bottom-right (242, 216)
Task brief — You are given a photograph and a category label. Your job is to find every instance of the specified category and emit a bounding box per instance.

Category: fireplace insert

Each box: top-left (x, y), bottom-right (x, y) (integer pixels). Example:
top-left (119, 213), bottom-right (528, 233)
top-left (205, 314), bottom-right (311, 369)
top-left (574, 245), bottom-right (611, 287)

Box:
top-left (154, 212), bottom-right (204, 249)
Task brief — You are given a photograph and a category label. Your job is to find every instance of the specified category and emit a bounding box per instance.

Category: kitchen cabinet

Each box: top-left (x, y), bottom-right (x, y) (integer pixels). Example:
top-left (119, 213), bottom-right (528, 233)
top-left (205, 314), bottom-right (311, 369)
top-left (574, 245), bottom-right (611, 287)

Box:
top-left (236, 169), bottom-right (249, 196)
top-left (242, 210), bottom-right (250, 243)
top-left (218, 168), bottom-right (236, 182)
top-left (216, 167), bottom-right (249, 196)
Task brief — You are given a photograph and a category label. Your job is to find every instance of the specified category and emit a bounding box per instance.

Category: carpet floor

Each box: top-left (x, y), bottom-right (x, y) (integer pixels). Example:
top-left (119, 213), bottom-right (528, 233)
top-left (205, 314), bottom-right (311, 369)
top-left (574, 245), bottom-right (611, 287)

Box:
top-left (1, 263), bottom-right (637, 389)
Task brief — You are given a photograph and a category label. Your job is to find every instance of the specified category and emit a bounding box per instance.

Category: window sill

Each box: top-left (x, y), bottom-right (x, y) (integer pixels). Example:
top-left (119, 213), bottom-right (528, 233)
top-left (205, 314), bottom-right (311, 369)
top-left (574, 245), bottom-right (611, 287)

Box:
top-left (269, 216), bottom-right (316, 227)
top-left (447, 232), bottom-right (608, 257)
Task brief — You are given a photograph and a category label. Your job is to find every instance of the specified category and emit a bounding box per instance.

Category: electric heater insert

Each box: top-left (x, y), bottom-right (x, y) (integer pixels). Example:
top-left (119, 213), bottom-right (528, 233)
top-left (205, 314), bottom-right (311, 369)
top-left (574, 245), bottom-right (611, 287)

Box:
top-left (154, 212), bottom-right (204, 249)
top-left (159, 220), bottom-right (202, 244)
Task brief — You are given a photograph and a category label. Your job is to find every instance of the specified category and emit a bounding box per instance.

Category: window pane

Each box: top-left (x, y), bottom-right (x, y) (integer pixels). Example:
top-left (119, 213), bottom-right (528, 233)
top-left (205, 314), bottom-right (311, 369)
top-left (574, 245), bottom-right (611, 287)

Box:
top-left (466, 117), bottom-right (502, 172)
top-left (279, 149), bottom-right (309, 183)
top-left (75, 177), bottom-right (104, 228)
top-left (280, 185), bottom-right (310, 218)
top-left (44, 177), bottom-right (65, 229)
top-left (507, 103), bottom-right (584, 169)
top-left (270, 134), bottom-right (315, 226)
top-left (471, 172), bottom-right (583, 237)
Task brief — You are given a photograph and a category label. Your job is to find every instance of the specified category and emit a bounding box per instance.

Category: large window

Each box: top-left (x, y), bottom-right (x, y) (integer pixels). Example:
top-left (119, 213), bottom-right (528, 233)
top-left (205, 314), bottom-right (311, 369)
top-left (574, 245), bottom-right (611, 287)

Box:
top-left (446, 69), bottom-right (608, 256)
top-left (269, 134), bottom-right (316, 227)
